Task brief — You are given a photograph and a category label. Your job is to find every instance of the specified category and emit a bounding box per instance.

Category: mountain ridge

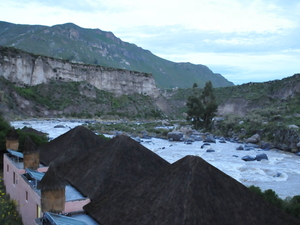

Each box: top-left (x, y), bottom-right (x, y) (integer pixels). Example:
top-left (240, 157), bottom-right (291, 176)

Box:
top-left (0, 21), bottom-right (234, 89)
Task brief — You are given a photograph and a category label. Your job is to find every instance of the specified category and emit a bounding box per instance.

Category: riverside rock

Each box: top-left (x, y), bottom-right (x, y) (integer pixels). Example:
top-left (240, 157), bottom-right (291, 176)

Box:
top-left (256, 153), bottom-right (268, 161)
top-left (204, 134), bottom-right (216, 143)
top-left (167, 132), bottom-right (184, 141)
top-left (261, 141), bottom-right (271, 150)
top-left (242, 155), bottom-right (256, 161)
top-left (245, 134), bottom-right (260, 144)
top-left (236, 145), bottom-right (244, 150)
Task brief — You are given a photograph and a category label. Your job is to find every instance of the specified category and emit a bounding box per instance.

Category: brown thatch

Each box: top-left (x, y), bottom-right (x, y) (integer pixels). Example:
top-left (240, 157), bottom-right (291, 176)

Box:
top-left (23, 136), bottom-right (38, 154)
top-left (40, 189), bottom-right (65, 213)
top-left (38, 164), bottom-right (67, 213)
top-left (23, 136), bottom-right (39, 169)
top-left (84, 155), bottom-right (300, 225)
top-left (5, 140), bottom-right (19, 151)
top-left (5, 128), bottom-right (19, 140)
top-left (55, 135), bottom-right (170, 199)
top-left (5, 128), bottom-right (19, 150)
top-left (38, 126), bottom-right (108, 166)
top-left (37, 164), bottom-right (67, 190)
top-left (21, 127), bottom-right (48, 137)
top-left (24, 153), bottom-right (39, 170)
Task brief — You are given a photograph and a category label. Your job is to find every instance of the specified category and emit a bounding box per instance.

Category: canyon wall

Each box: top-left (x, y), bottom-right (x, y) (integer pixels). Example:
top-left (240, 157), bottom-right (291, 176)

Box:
top-left (0, 48), bottom-right (160, 98)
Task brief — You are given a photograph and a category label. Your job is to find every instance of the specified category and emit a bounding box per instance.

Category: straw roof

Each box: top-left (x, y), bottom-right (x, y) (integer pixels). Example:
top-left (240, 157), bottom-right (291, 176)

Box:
top-left (6, 127), bottom-right (19, 140)
top-left (55, 135), bottom-right (170, 199)
top-left (38, 126), bottom-right (107, 166)
top-left (21, 127), bottom-right (47, 137)
top-left (84, 155), bottom-right (300, 225)
top-left (37, 163), bottom-right (67, 190)
top-left (22, 136), bottom-right (38, 155)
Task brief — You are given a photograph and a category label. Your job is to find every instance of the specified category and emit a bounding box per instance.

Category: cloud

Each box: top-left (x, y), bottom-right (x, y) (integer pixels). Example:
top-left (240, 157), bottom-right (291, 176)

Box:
top-left (0, 0), bottom-right (299, 85)
top-left (156, 50), bottom-right (300, 84)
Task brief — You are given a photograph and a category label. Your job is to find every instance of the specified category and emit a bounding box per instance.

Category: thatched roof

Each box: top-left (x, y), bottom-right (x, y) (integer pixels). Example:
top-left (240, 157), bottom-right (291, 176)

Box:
top-left (21, 127), bottom-right (48, 136)
top-left (84, 155), bottom-right (300, 225)
top-left (22, 136), bottom-right (38, 155)
top-left (37, 163), bottom-right (67, 190)
top-left (55, 135), bottom-right (170, 199)
top-left (38, 126), bottom-right (107, 166)
top-left (6, 127), bottom-right (19, 140)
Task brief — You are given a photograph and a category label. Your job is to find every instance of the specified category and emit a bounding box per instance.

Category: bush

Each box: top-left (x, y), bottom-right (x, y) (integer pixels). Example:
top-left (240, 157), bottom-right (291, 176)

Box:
top-left (284, 195), bottom-right (300, 219)
top-left (249, 185), bottom-right (300, 219)
top-left (16, 129), bottom-right (48, 150)
top-left (0, 115), bottom-right (12, 155)
top-left (0, 177), bottom-right (23, 225)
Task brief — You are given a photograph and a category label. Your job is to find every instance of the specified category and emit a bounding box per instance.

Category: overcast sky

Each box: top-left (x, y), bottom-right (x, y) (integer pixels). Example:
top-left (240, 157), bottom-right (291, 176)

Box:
top-left (1, 0), bottom-right (299, 85)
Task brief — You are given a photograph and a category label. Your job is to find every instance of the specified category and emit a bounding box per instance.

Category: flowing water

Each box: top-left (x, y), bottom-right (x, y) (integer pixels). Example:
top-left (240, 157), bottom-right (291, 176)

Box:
top-left (11, 120), bottom-right (300, 199)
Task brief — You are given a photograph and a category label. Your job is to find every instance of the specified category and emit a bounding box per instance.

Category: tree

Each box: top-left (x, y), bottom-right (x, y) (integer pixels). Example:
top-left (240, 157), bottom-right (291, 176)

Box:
top-left (186, 95), bottom-right (204, 130)
top-left (201, 81), bottom-right (218, 130)
top-left (186, 81), bottom-right (218, 130)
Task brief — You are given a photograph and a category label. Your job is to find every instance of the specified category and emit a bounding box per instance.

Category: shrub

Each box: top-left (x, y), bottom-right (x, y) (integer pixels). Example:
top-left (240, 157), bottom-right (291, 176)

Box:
top-left (284, 195), bottom-right (300, 219)
top-left (0, 177), bottom-right (23, 225)
top-left (249, 185), bottom-right (300, 219)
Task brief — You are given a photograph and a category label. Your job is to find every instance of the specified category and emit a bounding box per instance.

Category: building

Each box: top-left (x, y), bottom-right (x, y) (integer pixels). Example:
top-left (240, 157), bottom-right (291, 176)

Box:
top-left (3, 126), bottom-right (105, 225)
top-left (3, 126), bottom-right (300, 225)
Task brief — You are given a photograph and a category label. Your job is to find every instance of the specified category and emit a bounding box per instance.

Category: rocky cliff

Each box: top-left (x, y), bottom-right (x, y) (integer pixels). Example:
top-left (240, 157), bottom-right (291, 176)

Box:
top-left (0, 21), bottom-right (234, 89)
top-left (0, 47), bottom-right (160, 98)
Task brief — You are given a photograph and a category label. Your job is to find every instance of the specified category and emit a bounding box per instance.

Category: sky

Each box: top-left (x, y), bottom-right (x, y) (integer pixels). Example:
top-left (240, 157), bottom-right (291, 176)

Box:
top-left (0, 0), bottom-right (300, 85)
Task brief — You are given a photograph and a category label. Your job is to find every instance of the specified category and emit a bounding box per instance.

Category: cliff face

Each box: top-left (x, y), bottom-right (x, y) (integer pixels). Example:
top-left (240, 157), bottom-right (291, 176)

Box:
top-left (0, 21), bottom-right (234, 89)
top-left (0, 47), bottom-right (160, 98)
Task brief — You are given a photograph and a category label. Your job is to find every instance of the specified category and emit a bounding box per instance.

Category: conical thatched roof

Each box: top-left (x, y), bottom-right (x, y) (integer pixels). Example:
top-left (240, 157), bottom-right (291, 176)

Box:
top-left (21, 127), bottom-right (47, 137)
top-left (84, 155), bottom-right (300, 225)
top-left (6, 127), bottom-right (19, 140)
top-left (38, 126), bottom-right (107, 166)
top-left (37, 163), bottom-right (67, 190)
top-left (23, 136), bottom-right (38, 155)
top-left (55, 135), bottom-right (170, 199)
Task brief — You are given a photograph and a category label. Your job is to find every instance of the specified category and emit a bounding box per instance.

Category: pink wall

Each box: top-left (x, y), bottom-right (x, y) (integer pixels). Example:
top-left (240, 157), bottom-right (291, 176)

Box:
top-left (18, 174), bottom-right (42, 225)
top-left (3, 154), bottom-right (91, 225)
top-left (64, 198), bottom-right (91, 213)
top-left (3, 154), bottom-right (24, 203)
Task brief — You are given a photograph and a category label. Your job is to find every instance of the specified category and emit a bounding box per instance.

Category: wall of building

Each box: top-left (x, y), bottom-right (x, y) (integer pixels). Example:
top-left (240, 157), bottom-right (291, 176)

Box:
top-left (3, 154), bottom-right (91, 225)
top-left (65, 199), bottom-right (90, 213)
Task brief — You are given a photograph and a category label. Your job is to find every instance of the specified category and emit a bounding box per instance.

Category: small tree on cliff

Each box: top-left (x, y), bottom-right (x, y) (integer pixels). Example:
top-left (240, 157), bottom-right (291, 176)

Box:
top-left (186, 81), bottom-right (218, 130)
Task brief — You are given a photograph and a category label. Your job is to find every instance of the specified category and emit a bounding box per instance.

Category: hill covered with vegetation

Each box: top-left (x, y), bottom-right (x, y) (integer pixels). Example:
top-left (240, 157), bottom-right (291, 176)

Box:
top-left (0, 21), bottom-right (233, 89)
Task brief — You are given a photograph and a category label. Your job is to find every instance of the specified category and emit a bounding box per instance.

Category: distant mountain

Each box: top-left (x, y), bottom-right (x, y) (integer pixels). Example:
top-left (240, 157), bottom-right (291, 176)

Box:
top-left (0, 21), bottom-right (233, 89)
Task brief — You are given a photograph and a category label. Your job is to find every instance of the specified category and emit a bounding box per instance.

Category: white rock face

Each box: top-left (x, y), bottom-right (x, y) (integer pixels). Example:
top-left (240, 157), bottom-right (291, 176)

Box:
top-left (0, 51), bottom-right (160, 98)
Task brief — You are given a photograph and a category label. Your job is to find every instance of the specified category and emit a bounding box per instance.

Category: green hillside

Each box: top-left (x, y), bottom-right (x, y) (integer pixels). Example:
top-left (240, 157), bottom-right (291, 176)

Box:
top-left (0, 21), bottom-right (233, 89)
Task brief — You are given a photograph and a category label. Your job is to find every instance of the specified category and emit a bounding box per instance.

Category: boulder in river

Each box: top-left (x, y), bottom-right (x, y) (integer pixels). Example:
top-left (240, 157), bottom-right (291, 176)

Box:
top-left (256, 153), bottom-right (268, 161)
top-left (167, 132), bottom-right (184, 141)
top-left (242, 155), bottom-right (256, 161)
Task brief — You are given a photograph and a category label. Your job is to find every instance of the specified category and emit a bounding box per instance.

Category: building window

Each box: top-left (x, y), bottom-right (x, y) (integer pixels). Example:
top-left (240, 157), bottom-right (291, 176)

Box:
top-left (13, 172), bottom-right (16, 185)
top-left (6, 164), bottom-right (9, 172)
top-left (25, 191), bottom-right (28, 202)
top-left (36, 204), bottom-right (41, 218)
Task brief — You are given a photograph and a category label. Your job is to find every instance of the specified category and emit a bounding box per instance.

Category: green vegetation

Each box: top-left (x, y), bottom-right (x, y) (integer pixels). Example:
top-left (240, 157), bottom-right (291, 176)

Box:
top-left (186, 81), bottom-right (218, 130)
top-left (0, 23), bottom-right (233, 89)
top-left (4, 77), bottom-right (165, 120)
top-left (0, 177), bottom-right (22, 225)
top-left (249, 185), bottom-right (300, 219)
top-left (0, 114), bottom-right (48, 166)
top-left (215, 102), bottom-right (300, 144)
top-left (0, 115), bottom-right (14, 157)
